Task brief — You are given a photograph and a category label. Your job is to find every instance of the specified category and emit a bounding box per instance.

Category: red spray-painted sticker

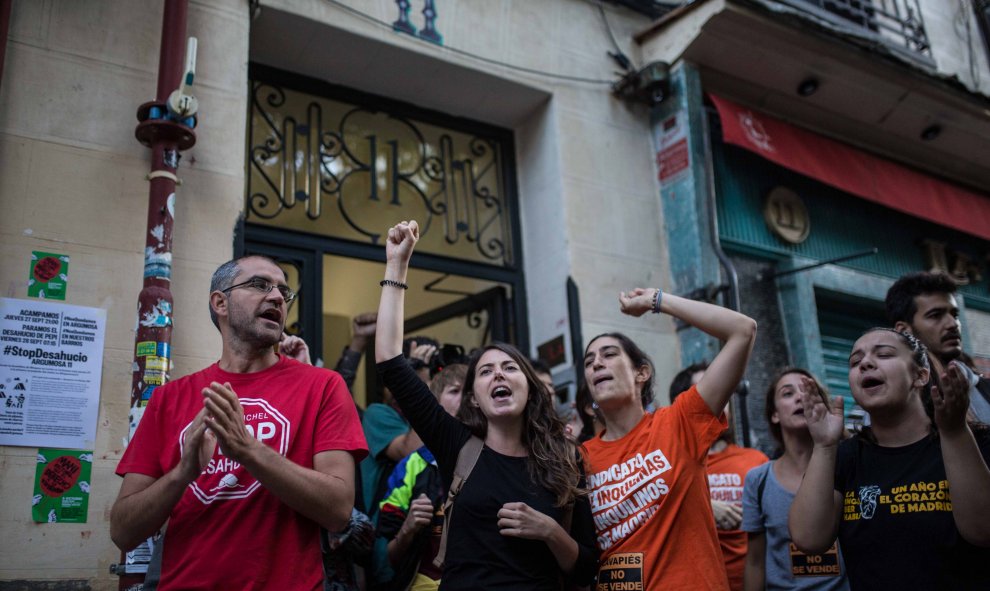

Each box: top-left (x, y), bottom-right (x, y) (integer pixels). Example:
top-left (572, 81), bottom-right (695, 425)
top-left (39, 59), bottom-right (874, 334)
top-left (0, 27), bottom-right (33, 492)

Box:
top-left (33, 257), bottom-right (62, 283)
top-left (40, 455), bottom-right (82, 497)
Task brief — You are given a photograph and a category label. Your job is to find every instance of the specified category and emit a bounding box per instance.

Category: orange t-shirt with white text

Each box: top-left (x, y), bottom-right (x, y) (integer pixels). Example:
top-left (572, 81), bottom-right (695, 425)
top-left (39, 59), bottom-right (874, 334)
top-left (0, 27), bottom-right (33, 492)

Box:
top-left (706, 443), bottom-right (770, 591)
top-left (583, 385), bottom-right (729, 591)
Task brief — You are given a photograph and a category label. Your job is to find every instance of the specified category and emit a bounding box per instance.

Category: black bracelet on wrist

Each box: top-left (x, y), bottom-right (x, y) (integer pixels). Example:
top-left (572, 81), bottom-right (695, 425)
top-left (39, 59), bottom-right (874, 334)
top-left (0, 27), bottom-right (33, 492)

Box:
top-left (380, 279), bottom-right (409, 290)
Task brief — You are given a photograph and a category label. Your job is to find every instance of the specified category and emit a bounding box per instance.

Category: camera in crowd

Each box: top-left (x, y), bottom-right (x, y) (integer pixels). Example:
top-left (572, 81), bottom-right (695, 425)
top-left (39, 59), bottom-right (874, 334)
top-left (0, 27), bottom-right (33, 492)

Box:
top-left (403, 336), bottom-right (470, 378)
top-left (428, 343), bottom-right (469, 377)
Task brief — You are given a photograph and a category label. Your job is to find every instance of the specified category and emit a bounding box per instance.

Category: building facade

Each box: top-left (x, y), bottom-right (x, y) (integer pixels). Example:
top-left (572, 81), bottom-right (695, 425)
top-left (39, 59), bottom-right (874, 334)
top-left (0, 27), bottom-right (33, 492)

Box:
top-left (640, 0), bottom-right (990, 449)
top-left (0, 0), bottom-right (988, 588)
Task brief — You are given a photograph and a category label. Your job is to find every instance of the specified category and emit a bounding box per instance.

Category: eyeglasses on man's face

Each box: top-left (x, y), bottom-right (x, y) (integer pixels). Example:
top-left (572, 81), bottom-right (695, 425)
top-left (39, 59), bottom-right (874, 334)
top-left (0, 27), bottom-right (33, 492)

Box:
top-left (220, 277), bottom-right (296, 304)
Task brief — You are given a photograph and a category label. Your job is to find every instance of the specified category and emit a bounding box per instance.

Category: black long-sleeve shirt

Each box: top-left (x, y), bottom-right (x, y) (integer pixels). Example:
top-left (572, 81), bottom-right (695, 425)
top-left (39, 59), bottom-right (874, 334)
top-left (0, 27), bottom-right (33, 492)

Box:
top-left (333, 346), bottom-right (363, 393)
top-left (378, 355), bottom-right (598, 590)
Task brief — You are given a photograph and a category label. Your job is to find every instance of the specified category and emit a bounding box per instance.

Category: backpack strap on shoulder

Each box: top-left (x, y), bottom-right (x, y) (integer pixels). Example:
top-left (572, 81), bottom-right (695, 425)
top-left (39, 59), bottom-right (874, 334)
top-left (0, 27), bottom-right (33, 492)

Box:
top-left (433, 435), bottom-right (484, 568)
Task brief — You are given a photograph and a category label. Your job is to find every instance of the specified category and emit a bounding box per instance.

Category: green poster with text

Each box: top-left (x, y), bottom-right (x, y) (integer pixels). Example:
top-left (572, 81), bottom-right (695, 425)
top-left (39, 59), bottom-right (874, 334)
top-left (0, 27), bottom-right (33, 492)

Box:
top-left (32, 448), bottom-right (92, 523)
top-left (28, 252), bottom-right (70, 300)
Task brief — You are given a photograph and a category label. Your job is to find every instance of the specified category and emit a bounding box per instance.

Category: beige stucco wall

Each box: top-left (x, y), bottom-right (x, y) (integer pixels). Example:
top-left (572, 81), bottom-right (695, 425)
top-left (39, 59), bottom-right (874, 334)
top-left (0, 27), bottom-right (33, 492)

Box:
top-left (0, 0), bottom-right (249, 587)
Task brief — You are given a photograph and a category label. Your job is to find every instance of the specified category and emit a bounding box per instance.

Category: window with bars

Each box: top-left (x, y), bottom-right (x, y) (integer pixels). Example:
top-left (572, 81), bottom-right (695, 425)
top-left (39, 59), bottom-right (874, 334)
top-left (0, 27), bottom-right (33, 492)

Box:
top-left (778, 0), bottom-right (931, 58)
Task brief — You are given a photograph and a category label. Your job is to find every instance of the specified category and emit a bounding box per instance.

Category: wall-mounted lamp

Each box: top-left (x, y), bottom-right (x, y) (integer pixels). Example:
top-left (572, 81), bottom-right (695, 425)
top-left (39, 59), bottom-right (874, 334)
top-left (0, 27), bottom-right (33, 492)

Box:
top-left (920, 124), bottom-right (941, 141)
top-left (796, 77), bottom-right (819, 97)
top-left (612, 61), bottom-right (671, 107)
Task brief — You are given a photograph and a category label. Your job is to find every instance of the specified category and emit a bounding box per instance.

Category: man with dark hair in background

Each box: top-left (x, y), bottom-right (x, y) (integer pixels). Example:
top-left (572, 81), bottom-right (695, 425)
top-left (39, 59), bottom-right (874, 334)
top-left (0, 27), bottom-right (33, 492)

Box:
top-left (670, 363), bottom-right (768, 591)
top-left (885, 271), bottom-right (990, 423)
top-left (111, 255), bottom-right (368, 590)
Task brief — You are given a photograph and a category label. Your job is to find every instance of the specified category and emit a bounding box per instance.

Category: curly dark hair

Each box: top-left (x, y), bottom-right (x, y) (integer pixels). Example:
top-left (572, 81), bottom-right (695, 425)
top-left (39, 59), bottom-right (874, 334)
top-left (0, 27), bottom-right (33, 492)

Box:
top-left (885, 272), bottom-right (957, 325)
top-left (583, 332), bottom-right (656, 409)
top-left (458, 343), bottom-right (583, 507)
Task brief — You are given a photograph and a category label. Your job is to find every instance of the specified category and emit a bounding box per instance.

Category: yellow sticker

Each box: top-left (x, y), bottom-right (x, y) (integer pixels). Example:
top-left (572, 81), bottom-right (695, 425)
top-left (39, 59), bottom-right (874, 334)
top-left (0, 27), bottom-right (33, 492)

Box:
top-left (145, 356), bottom-right (167, 371)
top-left (144, 370), bottom-right (165, 386)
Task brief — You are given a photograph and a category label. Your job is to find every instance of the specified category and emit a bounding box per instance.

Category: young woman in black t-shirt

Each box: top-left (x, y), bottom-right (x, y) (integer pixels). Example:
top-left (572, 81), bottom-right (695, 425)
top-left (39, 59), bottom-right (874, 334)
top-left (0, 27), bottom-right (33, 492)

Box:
top-left (790, 328), bottom-right (990, 589)
top-left (374, 221), bottom-right (597, 591)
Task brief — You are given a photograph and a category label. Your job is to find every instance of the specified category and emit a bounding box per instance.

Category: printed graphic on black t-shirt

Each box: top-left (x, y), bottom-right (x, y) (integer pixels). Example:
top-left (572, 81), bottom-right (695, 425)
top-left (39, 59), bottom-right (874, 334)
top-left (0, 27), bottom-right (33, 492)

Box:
top-left (835, 434), bottom-right (990, 590)
top-left (788, 542), bottom-right (841, 577)
top-left (841, 479), bottom-right (952, 522)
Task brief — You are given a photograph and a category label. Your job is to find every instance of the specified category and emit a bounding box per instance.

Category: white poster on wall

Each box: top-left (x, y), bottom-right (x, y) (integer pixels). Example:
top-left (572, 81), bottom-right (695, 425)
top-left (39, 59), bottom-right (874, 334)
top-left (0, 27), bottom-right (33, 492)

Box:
top-left (0, 298), bottom-right (107, 449)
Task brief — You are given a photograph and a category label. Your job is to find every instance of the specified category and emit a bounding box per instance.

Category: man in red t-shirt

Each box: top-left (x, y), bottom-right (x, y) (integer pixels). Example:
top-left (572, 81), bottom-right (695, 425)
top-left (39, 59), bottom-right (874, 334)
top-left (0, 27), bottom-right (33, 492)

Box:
top-left (670, 364), bottom-right (768, 591)
top-left (111, 256), bottom-right (368, 591)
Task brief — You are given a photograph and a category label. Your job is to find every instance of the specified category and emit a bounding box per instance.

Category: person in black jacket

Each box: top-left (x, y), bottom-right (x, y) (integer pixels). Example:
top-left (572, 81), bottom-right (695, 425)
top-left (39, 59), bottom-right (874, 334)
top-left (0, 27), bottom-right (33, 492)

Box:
top-left (375, 220), bottom-right (597, 591)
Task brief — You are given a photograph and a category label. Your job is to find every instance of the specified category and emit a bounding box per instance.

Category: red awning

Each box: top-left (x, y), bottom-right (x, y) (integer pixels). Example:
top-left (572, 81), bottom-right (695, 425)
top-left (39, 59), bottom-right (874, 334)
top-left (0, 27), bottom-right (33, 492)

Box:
top-left (709, 94), bottom-right (990, 242)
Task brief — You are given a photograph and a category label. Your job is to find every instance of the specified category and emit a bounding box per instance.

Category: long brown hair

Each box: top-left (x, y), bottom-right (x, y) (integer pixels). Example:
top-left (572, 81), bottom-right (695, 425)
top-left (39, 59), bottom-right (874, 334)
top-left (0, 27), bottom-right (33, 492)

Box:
top-left (764, 367), bottom-right (829, 453)
top-left (459, 343), bottom-right (582, 507)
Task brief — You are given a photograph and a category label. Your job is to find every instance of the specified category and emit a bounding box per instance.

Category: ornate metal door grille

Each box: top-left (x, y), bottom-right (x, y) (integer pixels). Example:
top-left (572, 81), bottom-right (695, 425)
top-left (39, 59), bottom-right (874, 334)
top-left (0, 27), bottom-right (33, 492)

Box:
top-left (247, 69), bottom-right (516, 268)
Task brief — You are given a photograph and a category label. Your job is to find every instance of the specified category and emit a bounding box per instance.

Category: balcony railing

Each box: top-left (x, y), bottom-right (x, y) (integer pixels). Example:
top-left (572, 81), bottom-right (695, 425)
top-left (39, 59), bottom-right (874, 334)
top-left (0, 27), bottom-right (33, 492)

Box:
top-left (777, 0), bottom-right (931, 60)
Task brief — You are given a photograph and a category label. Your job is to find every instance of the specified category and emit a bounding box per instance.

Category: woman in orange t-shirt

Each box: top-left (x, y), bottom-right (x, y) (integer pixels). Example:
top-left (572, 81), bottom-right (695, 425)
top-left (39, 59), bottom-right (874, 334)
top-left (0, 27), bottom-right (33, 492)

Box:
top-left (581, 288), bottom-right (757, 590)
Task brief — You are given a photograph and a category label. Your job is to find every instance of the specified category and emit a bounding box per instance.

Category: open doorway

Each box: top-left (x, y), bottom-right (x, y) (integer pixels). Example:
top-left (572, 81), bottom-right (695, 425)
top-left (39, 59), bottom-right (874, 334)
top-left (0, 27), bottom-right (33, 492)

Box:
top-left (243, 229), bottom-right (522, 407)
top-left (321, 254), bottom-right (511, 407)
